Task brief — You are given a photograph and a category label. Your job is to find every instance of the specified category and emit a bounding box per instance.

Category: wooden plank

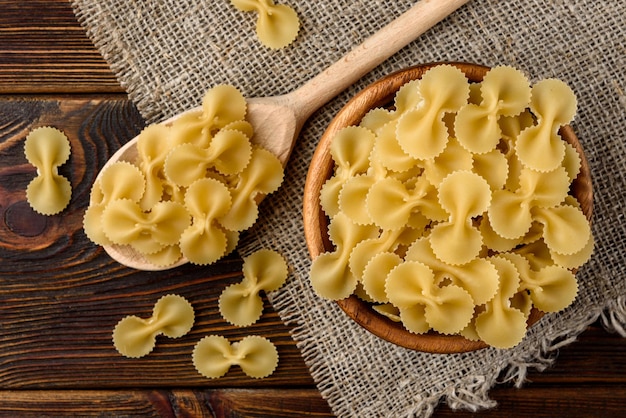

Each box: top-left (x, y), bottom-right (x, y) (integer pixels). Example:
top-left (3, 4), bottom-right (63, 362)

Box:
top-left (0, 389), bottom-right (333, 417)
top-left (433, 385), bottom-right (626, 417)
top-left (0, 0), bottom-right (122, 93)
top-left (0, 385), bottom-right (623, 418)
top-left (524, 323), bottom-right (626, 384)
top-left (0, 97), bottom-right (313, 389)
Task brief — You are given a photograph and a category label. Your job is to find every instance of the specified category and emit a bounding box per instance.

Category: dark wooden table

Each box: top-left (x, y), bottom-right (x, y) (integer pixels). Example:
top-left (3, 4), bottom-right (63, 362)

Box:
top-left (0, 1), bottom-right (624, 416)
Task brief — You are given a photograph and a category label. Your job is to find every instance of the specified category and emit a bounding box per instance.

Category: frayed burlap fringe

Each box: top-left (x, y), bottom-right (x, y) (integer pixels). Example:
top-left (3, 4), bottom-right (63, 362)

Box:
top-left (601, 297), bottom-right (626, 337)
top-left (72, 0), bottom-right (626, 416)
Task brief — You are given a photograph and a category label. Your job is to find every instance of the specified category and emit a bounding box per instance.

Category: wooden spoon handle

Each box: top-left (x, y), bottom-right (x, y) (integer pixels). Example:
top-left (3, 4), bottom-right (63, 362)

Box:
top-left (287, 0), bottom-right (471, 122)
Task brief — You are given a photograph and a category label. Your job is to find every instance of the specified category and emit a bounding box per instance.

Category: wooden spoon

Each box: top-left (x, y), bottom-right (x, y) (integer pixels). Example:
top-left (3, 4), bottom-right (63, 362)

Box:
top-left (98, 0), bottom-right (472, 270)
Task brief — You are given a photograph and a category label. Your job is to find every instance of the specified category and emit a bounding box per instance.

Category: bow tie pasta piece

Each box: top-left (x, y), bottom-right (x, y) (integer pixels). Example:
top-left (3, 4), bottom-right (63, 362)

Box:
top-left (533, 203), bottom-right (591, 256)
top-left (179, 178), bottom-right (232, 265)
top-left (420, 137), bottom-right (474, 187)
top-left (142, 244), bottom-right (184, 268)
top-left (472, 148), bottom-right (509, 191)
top-left (309, 212), bottom-right (379, 300)
top-left (219, 249), bottom-right (288, 326)
top-left (429, 170), bottom-right (491, 265)
top-left (370, 120), bottom-right (419, 173)
top-left (113, 294), bottom-right (194, 358)
top-left (455, 66), bottom-right (531, 154)
top-left (337, 174), bottom-right (377, 225)
top-left (192, 335), bottom-right (278, 379)
top-left (102, 199), bottom-right (190, 255)
top-left (473, 256), bottom-right (528, 349)
top-left (360, 79), bottom-right (423, 134)
top-left (396, 65), bottom-right (470, 160)
top-left (136, 124), bottom-right (176, 210)
top-left (361, 252), bottom-right (403, 303)
top-left (349, 228), bottom-right (406, 282)
top-left (488, 166), bottom-right (571, 240)
top-left (367, 175), bottom-right (446, 231)
top-left (385, 261), bottom-right (475, 335)
top-left (515, 78), bottom-right (577, 172)
top-left (501, 253), bottom-right (578, 313)
top-left (164, 128), bottom-right (252, 187)
top-left (23, 127), bottom-right (72, 215)
top-left (83, 162), bottom-right (146, 246)
top-left (170, 85), bottom-right (248, 148)
top-left (230, 0), bottom-right (299, 49)
top-left (405, 237), bottom-right (499, 306)
top-left (219, 147), bottom-right (284, 232)
top-left (320, 126), bottom-right (376, 217)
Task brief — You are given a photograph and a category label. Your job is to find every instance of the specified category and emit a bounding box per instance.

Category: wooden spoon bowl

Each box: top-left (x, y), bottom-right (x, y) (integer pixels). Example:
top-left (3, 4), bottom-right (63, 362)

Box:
top-left (302, 62), bottom-right (593, 353)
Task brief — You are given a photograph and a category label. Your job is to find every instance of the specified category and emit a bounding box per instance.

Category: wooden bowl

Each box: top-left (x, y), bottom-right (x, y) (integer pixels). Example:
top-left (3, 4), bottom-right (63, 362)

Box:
top-left (302, 62), bottom-right (593, 353)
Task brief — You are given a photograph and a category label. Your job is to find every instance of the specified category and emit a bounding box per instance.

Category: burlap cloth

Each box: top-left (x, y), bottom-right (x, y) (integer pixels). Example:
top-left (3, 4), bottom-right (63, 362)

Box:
top-left (71, 1), bottom-right (625, 416)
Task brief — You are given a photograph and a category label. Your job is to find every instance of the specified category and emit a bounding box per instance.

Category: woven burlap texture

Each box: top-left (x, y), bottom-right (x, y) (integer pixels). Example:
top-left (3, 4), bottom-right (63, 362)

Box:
top-left (72, 1), bottom-right (626, 416)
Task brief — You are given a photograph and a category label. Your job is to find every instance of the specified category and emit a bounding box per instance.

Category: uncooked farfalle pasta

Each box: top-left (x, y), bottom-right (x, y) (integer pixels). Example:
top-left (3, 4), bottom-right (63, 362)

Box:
top-left (112, 294), bottom-right (195, 358)
top-left (192, 335), bottom-right (278, 379)
top-left (23, 127), bottom-right (72, 215)
top-left (310, 64), bottom-right (593, 349)
top-left (219, 249), bottom-right (288, 326)
top-left (230, 0), bottom-right (300, 49)
top-left (83, 85), bottom-right (284, 268)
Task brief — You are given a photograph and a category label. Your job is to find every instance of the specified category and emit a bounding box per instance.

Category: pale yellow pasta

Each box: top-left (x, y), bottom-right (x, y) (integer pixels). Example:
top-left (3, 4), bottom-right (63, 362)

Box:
top-left (551, 233), bottom-right (595, 270)
top-left (372, 303), bottom-right (402, 322)
top-left (24, 126), bottom-right (72, 215)
top-left (219, 249), bottom-right (288, 326)
top-left (136, 123), bottom-right (173, 210)
top-left (533, 203), bottom-right (591, 255)
top-left (359, 79), bottom-right (423, 134)
top-left (429, 170), bottom-right (491, 265)
top-left (170, 85), bottom-right (248, 148)
top-left (385, 261), bottom-right (475, 335)
top-left (455, 66), bottom-right (531, 154)
top-left (308, 64), bottom-right (593, 347)
top-left (83, 162), bottom-right (146, 246)
top-left (165, 129), bottom-right (252, 187)
top-left (102, 199), bottom-right (190, 254)
top-left (142, 245), bottom-right (183, 267)
top-left (488, 167), bottom-right (570, 239)
top-left (405, 237), bottom-right (499, 305)
top-left (337, 174), bottom-right (376, 225)
top-left (396, 65), bottom-right (470, 159)
top-left (348, 228), bottom-right (404, 281)
top-left (320, 126), bottom-right (376, 217)
top-left (420, 137), bottom-right (473, 186)
top-left (179, 178), bottom-right (232, 265)
top-left (366, 176), bottom-right (446, 231)
top-left (501, 252), bottom-right (578, 313)
top-left (112, 294), bottom-right (194, 358)
top-left (192, 335), bottom-right (278, 379)
top-left (561, 140), bottom-right (582, 182)
top-left (371, 120), bottom-right (418, 173)
top-left (473, 256), bottom-right (527, 349)
top-left (515, 78), bottom-right (577, 172)
top-left (230, 0), bottom-right (299, 49)
top-left (219, 147), bottom-right (284, 232)
top-left (361, 252), bottom-right (402, 303)
top-left (84, 84), bottom-right (286, 269)
top-left (472, 148), bottom-right (509, 191)
top-left (309, 212), bottom-right (379, 300)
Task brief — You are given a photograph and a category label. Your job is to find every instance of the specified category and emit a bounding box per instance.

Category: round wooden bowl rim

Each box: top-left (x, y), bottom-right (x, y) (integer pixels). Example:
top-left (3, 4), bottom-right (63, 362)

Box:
top-left (302, 62), bottom-right (593, 354)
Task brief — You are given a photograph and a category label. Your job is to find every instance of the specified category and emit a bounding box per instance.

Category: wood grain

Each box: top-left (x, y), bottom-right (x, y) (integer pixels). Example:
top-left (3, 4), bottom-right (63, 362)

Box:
top-left (0, 1), bottom-right (624, 417)
top-left (0, 0), bottom-right (122, 94)
top-left (0, 98), bottom-right (312, 389)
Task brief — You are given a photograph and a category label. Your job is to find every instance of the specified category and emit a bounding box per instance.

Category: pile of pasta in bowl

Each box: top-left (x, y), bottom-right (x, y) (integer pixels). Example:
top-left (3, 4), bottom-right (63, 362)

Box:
top-left (304, 62), bottom-right (593, 352)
